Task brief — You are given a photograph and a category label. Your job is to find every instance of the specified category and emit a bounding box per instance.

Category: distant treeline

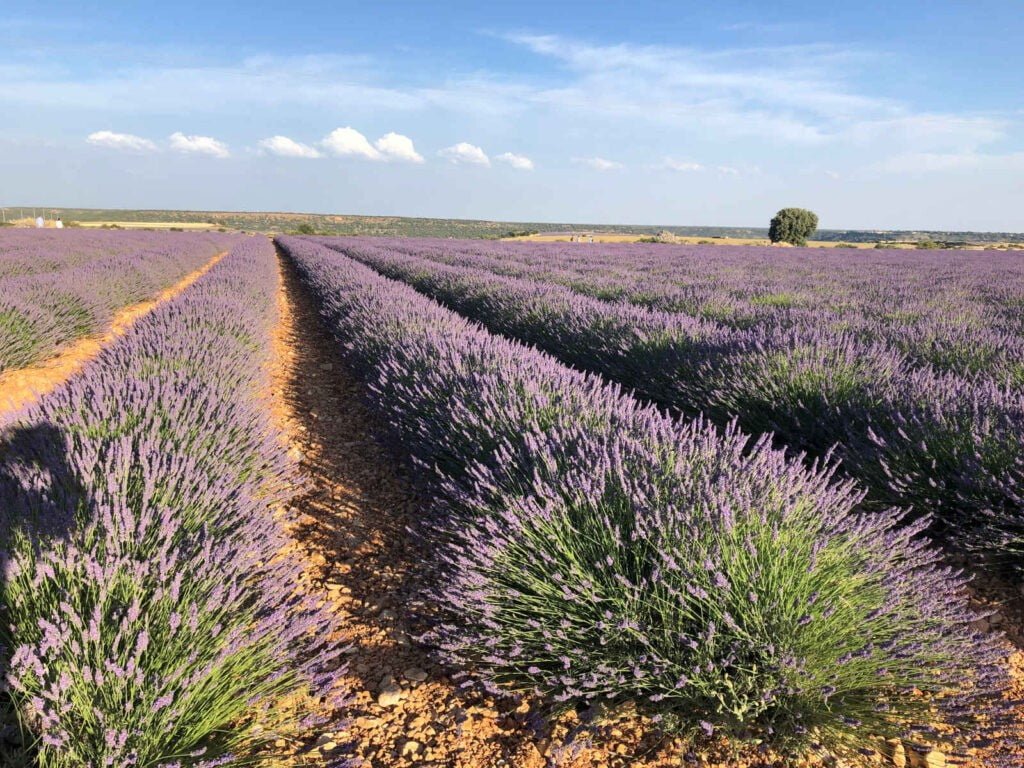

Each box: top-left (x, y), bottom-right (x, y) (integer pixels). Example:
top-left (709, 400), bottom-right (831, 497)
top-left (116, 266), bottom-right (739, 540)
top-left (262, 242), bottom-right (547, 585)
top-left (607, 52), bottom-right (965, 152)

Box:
top-left (9, 206), bottom-right (1024, 244)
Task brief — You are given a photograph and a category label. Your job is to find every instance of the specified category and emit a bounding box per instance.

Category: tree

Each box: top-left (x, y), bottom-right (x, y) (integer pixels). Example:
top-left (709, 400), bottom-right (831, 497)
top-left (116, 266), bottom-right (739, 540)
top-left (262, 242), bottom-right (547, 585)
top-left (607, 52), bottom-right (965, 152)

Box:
top-left (769, 208), bottom-right (819, 246)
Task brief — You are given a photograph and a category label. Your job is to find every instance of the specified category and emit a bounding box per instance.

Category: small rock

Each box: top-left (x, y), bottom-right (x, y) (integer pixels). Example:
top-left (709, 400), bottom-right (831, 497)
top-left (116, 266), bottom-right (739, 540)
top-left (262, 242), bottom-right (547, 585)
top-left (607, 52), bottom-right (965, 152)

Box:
top-left (907, 748), bottom-right (944, 768)
top-left (404, 666), bottom-right (428, 682)
top-left (376, 675), bottom-right (405, 707)
top-left (400, 739), bottom-right (422, 758)
top-left (886, 739), bottom-right (906, 768)
top-left (391, 629), bottom-right (412, 646)
top-left (378, 608), bottom-right (397, 621)
top-left (319, 740), bottom-right (338, 753)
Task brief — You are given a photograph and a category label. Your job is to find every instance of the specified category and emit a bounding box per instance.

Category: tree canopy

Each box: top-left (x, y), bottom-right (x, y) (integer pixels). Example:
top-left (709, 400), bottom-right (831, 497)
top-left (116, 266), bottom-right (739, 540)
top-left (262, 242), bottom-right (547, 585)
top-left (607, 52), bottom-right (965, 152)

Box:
top-left (769, 208), bottom-right (819, 246)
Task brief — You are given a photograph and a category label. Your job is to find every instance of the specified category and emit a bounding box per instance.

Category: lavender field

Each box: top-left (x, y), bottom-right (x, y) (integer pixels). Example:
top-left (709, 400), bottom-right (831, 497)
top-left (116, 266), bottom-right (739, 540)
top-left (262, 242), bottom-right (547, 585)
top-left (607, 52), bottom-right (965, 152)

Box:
top-left (313, 237), bottom-right (1024, 569)
top-left (0, 229), bottom-right (1021, 767)
top-left (0, 230), bottom-right (233, 373)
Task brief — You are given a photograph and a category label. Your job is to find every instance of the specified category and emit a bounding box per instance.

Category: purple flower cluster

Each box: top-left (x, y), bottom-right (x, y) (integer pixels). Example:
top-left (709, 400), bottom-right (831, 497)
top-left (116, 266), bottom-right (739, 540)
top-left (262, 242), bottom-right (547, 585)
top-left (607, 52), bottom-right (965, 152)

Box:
top-left (0, 237), bottom-right (344, 765)
top-left (0, 229), bottom-right (232, 372)
top-left (278, 235), bottom-right (1009, 763)
top-left (313, 237), bottom-right (1024, 571)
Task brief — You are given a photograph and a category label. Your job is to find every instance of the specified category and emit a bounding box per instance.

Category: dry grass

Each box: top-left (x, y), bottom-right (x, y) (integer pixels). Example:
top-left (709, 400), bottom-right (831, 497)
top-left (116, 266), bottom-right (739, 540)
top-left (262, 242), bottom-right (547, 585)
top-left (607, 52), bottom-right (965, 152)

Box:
top-left (509, 233), bottom-right (884, 248)
top-left (73, 220), bottom-right (220, 230)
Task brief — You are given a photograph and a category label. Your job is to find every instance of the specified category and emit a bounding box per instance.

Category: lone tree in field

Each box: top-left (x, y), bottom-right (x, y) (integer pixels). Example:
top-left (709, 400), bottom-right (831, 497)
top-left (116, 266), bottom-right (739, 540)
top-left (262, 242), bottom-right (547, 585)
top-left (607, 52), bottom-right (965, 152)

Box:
top-left (769, 208), bottom-right (819, 246)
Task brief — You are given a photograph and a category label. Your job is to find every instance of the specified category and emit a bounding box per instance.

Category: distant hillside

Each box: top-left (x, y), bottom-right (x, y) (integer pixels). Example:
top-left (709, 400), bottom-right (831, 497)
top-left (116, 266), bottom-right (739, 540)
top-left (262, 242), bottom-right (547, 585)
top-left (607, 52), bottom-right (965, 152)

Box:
top-left (7, 206), bottom-right (1024, 244)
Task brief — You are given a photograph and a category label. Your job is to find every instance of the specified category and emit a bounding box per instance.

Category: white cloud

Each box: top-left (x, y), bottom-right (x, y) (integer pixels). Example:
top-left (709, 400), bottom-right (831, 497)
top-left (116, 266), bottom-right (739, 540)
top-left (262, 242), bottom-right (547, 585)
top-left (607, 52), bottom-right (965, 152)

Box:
top-left (717, 165), bottom-right (740, 175)
top-left (874, 151), bottom-right (1024, 174)
top-left (374, 132), bottom-right (423, 163)
top-left (258, 135), bottom-right (322, 158)
top-left (169, 131), bottom-right (230, 158)
top-left (503, 34), bottom-right (1008, 152)
top-left (321, 127), bottom-right (423, 162)
top-left (842, 115), bottom-right (1004, 152)
top-left (8, 42), bottom-right (1009, 162)
top-left (86, 130), bottom-right (157, 152)
top-left (495, 151), bottom-right (534, 170)
top-left (662, 158), bottom-right (704, 172)
top-left (438, 142), bottom-right (490, 166)
top-left (321, 126), bottom-right (381, 160)
top-left (573, 156), bottom-right (623, 171)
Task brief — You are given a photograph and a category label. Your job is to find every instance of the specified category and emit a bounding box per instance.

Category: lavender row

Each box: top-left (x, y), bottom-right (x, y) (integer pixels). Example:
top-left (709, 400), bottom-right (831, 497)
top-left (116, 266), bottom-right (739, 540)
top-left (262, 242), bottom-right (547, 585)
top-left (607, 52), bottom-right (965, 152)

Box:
top-left (0, 230), bottom-right (232, 374)
top-left (278, 235), bottom-right (1008, 764)
top-left (353, 237), bottom-right (1024, 383)
top-left (0, 229), bottom-right (230, 279)
top-left (0, 237), bottom-right (343, 765)
top-left (317, 237), bottom-right (1024, 570)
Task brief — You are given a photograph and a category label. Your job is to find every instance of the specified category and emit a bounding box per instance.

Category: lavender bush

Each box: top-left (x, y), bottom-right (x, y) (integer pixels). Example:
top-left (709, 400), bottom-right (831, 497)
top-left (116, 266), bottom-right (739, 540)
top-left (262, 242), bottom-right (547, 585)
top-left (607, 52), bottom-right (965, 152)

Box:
top-left (0, 237), bottom-right (343, 765)
top-left (0, 230), bottom-right (231, 373)
top-left (279, 236), bottom-right (1009, 764)
top-left (315, 238), bottom-right (1024, 569)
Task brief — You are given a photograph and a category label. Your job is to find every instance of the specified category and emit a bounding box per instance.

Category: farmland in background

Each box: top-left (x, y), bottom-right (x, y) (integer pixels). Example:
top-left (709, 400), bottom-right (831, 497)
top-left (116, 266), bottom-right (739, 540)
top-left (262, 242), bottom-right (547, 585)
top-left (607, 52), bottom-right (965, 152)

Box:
top-left (5, 205), bottom-right (1024, 246)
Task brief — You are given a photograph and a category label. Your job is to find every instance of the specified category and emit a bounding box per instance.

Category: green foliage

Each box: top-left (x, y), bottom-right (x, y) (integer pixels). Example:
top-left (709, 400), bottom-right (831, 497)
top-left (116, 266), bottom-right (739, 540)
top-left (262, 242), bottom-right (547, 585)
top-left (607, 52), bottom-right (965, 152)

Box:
top-left (768, 208), bottom-right (819, 246)
top-left (0, 309), bottom-right (45, 370)
top-left (492, 229), bottom-right (540, 239)
top-left (750, 292), bottom-right (801, 309)
top-left (916, 240), bottom-right (942, 249)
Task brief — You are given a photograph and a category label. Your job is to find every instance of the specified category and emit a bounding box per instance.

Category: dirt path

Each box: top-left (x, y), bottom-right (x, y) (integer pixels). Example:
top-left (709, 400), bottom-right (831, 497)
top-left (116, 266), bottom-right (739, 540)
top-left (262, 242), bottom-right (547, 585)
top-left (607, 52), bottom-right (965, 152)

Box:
top-left (0, 250), bottom-right (227, 419)
top-left (269, 248), bottom-right (559, 768)
top-left (268, 248), bottom-right (1023, 768)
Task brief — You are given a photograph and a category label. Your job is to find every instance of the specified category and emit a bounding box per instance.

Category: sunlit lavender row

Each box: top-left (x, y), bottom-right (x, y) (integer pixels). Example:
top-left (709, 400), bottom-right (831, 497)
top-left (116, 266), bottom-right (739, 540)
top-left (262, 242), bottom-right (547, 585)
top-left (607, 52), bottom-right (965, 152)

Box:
top-left (352, 237), bottom-right (1024, 383)
top-left (315, 236), bottom-right (1024, 572)
top-left (278, 235), bottom-right (1010, 765)
top-left (0, 230), bottom-right (233, 373)
top-left (0, 237), bottom-right (343, 765)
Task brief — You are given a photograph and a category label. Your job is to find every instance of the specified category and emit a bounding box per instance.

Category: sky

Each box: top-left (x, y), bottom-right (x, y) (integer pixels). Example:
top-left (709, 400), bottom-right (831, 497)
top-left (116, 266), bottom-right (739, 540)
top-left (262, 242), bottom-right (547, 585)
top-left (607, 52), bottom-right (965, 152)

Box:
top-left (2, 0), bottom-right (1023, 231)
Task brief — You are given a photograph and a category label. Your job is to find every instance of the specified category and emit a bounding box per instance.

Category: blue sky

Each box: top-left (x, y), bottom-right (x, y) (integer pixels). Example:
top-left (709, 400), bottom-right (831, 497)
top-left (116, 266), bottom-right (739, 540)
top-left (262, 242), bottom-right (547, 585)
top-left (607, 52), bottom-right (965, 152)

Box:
top-left (3, 1), bottom-right (1023, 230)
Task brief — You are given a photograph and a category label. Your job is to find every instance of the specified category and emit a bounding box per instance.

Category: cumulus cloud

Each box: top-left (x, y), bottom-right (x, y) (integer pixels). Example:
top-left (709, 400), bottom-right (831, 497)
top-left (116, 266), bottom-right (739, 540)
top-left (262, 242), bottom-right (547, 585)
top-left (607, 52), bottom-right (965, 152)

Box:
top-left (321, 126), bottom-right (381, 160)
top-left (169, 131), bottom-right (230, 158)
top-left (321, 127), bottom-right (423, 162)
top-left (662, 158), bottom-right (704, 172)
top-left (573, 156), bottom-right (623, 171)
top-left (374, 131), bottom-right (424, 163)
top-left (86, 130), bottom-right (157, 152)
top-left (495, 152), bottom-right (534, 170)
top-left (258, 135), bottom-right (322, 158)
top-left (438, 142), bottom-right (490, 166)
